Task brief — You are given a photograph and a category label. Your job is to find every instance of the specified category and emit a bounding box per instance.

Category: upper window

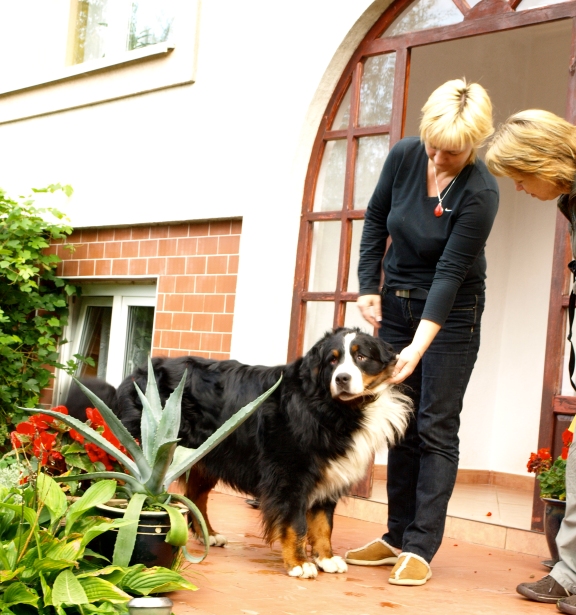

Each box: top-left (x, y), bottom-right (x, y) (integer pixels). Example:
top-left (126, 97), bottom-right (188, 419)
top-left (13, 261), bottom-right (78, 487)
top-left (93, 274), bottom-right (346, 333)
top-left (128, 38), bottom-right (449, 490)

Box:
top-left (0, 0), bottom-right (176, 91)
top-left (71, 0), bottom-right (176, 65)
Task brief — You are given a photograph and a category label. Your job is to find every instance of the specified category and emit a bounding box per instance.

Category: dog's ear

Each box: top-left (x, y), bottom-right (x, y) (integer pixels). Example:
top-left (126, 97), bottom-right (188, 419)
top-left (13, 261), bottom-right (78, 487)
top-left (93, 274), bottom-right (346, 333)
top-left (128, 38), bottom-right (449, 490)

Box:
top-left (299, 336), bottom-right (329, 393)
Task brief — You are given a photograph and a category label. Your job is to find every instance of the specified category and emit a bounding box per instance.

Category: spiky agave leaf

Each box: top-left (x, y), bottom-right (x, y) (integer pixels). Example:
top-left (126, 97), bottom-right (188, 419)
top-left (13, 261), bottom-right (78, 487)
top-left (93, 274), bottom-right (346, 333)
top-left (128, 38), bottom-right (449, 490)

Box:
top-left (71, 379), bottom-right (152, 482)
top-left (162, 375), bottom-right (282, 488)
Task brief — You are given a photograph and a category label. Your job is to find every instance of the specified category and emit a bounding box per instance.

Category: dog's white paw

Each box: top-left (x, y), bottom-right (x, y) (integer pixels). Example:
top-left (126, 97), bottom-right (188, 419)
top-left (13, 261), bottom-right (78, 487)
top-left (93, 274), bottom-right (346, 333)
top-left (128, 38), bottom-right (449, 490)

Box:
top-left (288, 562), bottom-right (318, 578)
top-left (194, 533), bottom-right (228, 547)
top-left (315, 555), bottom-right (347, 573)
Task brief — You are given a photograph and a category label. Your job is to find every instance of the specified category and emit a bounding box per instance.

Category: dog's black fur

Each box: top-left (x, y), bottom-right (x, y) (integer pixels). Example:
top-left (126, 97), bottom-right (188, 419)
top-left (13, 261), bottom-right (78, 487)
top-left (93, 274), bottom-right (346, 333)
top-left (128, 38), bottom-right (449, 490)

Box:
top-left (110, 327), bottom-right (411, 578)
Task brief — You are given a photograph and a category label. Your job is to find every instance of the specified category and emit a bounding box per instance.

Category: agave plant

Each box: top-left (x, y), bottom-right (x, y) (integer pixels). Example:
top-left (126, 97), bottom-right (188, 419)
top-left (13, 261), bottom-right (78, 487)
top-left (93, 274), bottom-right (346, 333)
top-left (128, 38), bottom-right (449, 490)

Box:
top-left (23, 358), bottom-right (281, 567)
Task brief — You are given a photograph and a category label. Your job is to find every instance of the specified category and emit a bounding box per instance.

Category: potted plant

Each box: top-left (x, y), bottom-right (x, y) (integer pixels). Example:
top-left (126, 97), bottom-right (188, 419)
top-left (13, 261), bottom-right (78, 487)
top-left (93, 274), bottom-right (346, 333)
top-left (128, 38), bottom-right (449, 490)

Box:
top-left (527, 428), bottom-right (574, 565)
top-left (22, 358), bottom-right (281, 569)
top-left (0, 472), bottom-right (197, 615)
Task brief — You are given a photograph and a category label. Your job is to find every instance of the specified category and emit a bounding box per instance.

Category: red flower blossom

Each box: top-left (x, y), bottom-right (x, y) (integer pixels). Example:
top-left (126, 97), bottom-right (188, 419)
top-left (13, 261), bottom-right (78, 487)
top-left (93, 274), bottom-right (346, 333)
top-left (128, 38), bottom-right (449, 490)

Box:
top-left (561, 429), bottom-right (574, 460)
top-left (10, 432), bottom-right (22, 449)
top-left (51, 406), bottom-right (69, 415)
top-left (33, 431), bottom-right (57, 465)
top-left (527, 448), bottom-right (552, 474)
top-left (16, 422), bottom-right (36, 436)
top-left (28, 415), bottom-right (52, 430)
top-left (86, 407), bottom-right (104, 427)
top-left (69, 429), bottom-right (84, 444)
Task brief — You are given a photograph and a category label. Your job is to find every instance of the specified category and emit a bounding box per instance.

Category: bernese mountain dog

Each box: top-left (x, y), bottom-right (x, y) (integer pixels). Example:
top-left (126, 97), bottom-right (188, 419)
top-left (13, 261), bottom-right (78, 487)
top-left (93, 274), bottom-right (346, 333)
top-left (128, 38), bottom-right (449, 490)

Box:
top-left (79, 327), bottom-right (412, 578)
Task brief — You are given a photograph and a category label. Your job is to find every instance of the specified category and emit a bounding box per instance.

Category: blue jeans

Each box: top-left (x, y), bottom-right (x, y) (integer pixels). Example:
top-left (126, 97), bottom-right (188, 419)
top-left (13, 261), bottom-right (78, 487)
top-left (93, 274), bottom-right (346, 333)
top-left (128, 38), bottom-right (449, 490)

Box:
top-left (380, 290), bottom-right (485, 563)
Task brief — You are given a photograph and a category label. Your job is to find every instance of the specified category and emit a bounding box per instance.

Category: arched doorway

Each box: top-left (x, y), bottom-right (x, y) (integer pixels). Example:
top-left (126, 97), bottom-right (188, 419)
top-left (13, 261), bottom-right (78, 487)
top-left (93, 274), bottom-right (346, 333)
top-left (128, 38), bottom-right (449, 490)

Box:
top-left (289, 0), bottom-right (576, 524)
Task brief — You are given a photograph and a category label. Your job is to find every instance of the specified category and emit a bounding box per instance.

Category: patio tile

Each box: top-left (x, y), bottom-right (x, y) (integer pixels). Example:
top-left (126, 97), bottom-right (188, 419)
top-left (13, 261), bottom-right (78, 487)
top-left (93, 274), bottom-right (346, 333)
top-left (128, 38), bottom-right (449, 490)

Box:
top-left (170, 492), bottom-right (553, 615)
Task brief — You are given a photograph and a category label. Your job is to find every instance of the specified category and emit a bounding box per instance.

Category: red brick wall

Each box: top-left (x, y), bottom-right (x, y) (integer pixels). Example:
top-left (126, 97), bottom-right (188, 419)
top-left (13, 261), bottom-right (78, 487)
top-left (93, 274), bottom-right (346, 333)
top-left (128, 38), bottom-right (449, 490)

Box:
top-left (52, 219), bottom-right (241, 360)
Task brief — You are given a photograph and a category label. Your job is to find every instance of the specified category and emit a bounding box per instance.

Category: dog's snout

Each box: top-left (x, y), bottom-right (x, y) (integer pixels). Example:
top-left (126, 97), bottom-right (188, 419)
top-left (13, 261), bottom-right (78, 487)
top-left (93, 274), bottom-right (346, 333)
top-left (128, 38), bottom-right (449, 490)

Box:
top-left (335, 373), bottom-right (351, 388)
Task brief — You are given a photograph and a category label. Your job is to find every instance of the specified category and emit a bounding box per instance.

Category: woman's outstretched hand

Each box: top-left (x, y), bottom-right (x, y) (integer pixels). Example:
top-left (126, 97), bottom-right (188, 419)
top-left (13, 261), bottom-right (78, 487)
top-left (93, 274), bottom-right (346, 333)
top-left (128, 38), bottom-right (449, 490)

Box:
top-left (387, 344), bottom-right (422, 384)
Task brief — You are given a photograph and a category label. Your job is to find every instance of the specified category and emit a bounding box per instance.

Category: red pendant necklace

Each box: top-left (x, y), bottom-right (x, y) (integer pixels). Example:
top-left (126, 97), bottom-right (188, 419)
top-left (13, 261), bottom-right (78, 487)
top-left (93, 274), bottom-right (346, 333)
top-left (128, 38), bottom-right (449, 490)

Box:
top-left (433, 165), bottom-right (461, 217)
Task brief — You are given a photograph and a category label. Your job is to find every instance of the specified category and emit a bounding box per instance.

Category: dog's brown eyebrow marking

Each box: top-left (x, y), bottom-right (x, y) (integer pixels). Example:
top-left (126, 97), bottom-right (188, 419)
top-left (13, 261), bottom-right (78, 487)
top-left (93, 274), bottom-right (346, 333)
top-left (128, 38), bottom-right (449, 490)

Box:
top-left (351, 345), bottom-right (359, 353)
top-left (331, 349), bottom-right (339, 358)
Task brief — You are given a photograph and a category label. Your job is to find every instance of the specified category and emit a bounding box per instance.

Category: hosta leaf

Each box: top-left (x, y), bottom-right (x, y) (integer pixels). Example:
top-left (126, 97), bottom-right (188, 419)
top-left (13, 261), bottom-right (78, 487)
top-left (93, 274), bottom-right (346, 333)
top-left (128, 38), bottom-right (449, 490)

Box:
top-left (65, 480), bottom-right (117, 535)
top-left (33, 557), bottom-right (76, 574)
top-left (53, 569), bottom-right (89, 606)
top-left (0, 568), bottom-right (25, 583)
top-left (2, 582), bottom-right (39, 607)
top-left (79, 576), bottom-right (131, 603)
top-left (45, 538), bottom-right (83, 562)
top-left (40, 571), bottom-right (52, 606)
top-left (37, 473), bottom-right (67, 526)
top-left (120, 566), bottom-right (197, 595)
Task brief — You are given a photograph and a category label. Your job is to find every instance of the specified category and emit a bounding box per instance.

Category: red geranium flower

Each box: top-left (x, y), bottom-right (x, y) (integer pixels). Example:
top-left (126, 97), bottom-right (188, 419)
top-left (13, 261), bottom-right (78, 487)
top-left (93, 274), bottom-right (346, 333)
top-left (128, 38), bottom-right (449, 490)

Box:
top-left (10, 432), bottom-right (22, 449)
top-left (69, 429), bottom-right (84, 444)
top-left (16, 422), bottom-right (36, 437)
top-left (33, 431), bottom-right (57, 465)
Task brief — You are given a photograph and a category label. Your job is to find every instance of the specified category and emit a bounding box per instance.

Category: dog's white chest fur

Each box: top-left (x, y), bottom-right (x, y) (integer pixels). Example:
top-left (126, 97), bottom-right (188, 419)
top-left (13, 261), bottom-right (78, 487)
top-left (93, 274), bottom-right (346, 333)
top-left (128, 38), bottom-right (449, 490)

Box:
top-left (309, 383), bottom-right (411, 506)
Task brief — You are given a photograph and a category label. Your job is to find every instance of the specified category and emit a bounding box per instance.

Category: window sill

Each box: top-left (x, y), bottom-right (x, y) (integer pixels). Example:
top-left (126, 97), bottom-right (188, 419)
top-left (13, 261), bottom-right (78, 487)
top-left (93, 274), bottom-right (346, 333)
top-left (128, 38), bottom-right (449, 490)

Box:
top-left (0, 42), bottom-right (175, 97)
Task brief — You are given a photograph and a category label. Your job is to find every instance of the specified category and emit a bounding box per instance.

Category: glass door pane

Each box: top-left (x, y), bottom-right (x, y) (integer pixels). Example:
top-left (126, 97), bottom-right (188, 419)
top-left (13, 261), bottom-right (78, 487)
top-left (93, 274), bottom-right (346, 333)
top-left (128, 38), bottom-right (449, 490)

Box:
top-left (358, 53), bottom-right (396, 127)
top-left (308, 221), bottom-right (342, 292)
top-left (123, 305), bottom-right (155, 377)
top-left (77, 305), bottom-right (112, 379)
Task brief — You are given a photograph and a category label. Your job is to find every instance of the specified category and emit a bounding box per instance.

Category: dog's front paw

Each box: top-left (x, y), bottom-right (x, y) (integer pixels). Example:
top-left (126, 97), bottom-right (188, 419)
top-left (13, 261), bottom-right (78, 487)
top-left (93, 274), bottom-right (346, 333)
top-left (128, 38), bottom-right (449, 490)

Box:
top-left (315, 555), bottom-right (347, 573)
top-left (288, 562), bottom-right (318, 578)
top-left (194, 532), bottom-right (228, 547)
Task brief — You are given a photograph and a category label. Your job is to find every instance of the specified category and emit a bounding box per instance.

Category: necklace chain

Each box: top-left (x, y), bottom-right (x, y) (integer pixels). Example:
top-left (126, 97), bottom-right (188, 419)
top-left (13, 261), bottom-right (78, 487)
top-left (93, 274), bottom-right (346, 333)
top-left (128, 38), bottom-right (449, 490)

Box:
top-left (433, 165), bottom-right (461, 215)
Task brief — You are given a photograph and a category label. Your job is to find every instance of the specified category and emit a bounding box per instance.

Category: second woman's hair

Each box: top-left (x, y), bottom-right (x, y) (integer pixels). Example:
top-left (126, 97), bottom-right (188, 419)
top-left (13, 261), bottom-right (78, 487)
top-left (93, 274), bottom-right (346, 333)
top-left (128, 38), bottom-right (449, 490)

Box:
top-left (420, 78), bottom-right (494, 163)
top-left (485, 109), bottom-right (576, 192)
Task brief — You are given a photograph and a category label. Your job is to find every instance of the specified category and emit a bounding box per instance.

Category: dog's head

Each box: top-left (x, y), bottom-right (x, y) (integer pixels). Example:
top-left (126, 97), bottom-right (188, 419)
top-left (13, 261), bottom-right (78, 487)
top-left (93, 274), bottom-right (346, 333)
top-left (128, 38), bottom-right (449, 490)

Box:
top-left (302, 327), bottom-right (398, 403)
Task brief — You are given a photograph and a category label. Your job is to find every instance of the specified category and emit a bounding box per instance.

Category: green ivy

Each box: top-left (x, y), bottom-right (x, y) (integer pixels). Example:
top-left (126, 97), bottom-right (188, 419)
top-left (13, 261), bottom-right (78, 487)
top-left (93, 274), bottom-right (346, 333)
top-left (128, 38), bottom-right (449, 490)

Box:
top-left (0, 185), bottom-right (82, 441)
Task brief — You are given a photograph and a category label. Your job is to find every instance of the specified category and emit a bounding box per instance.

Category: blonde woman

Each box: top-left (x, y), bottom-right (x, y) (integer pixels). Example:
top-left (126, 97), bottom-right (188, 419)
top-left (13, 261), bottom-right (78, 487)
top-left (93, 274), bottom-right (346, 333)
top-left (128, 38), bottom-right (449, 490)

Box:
top-left (485, 109), bottom-right (576, 615)
top-left (345, 79), bottom-right (499, 586)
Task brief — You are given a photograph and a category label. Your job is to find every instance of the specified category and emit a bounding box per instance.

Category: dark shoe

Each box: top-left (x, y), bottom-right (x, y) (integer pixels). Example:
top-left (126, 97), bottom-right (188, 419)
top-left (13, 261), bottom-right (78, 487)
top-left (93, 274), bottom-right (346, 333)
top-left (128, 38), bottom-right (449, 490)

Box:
top-left (558, 594), bottom-right (576, 614)
top-left (517, 575), bottom-right (572, 603)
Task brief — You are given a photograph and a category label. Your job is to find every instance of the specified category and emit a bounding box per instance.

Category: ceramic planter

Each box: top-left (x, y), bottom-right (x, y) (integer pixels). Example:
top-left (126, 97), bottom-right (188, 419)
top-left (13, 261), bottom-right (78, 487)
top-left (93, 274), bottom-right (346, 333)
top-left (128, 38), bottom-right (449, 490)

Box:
top-left (93, 501), bottom-right (186, 568)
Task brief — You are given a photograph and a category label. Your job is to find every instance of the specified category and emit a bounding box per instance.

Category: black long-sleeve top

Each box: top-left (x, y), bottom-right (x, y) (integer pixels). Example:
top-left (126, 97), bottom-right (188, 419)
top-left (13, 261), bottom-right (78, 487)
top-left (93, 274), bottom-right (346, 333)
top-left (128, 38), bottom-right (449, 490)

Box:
top-left (358, 137), bottom-right (499, 326)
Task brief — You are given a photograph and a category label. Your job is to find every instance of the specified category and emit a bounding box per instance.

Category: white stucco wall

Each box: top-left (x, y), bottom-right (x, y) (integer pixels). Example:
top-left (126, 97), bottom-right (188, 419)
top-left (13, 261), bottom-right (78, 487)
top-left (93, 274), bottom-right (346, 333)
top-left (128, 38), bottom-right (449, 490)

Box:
top-left (0, 1), bottom-right (571, 478)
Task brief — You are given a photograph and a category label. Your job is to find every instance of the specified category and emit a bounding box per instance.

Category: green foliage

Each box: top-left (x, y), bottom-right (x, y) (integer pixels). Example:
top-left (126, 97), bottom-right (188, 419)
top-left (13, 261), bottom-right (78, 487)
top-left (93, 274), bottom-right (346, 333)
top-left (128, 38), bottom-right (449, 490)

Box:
top-left (538, 456), bottom-right (568, 501)
top-left (0, 185), bottom-right (81, 436)
top-left (0, 474), bottom-right (196, 615)
top-left (25, 359), bottom-right (282, 566)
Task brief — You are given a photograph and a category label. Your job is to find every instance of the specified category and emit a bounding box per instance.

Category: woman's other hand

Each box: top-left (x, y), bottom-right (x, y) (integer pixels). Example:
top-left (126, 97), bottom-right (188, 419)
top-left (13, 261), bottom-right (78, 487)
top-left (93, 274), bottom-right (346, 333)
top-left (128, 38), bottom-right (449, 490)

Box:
top-left (387, 344), bottom-right (422, 384)
top-left (357, 294), bottom-right (382, 328)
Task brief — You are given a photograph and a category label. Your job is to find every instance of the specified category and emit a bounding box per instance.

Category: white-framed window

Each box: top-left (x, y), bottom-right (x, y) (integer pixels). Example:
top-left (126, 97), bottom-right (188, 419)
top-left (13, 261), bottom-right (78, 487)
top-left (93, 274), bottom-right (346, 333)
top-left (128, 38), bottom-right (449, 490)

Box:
top-left (0, 0), bottom-right (199, 123)
top-left (0, 1), bottom-right (176, 89)
top-left (57, 283), bottom-right (157, 403)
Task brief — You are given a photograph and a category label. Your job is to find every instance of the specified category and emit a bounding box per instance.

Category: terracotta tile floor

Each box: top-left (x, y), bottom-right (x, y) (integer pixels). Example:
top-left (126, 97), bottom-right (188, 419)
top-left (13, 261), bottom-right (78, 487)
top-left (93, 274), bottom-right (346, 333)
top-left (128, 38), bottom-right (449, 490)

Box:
top-left (170, 491), bottom-right (555, 615)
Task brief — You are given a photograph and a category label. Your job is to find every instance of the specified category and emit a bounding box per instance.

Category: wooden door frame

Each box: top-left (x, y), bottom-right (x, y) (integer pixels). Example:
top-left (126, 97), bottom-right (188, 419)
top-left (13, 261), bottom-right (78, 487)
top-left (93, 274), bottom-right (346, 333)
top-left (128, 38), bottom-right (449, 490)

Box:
top-left (288, 0), bottom-right (576, 500)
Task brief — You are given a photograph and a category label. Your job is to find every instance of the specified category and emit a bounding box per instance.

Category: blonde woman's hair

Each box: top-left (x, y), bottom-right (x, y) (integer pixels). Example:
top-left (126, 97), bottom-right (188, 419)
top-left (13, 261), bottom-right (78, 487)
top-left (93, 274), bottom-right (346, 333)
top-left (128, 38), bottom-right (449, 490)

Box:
top-left (485, 109), bottom-right (576, 192)
top-left (419, 78), bottom-right (494, 164)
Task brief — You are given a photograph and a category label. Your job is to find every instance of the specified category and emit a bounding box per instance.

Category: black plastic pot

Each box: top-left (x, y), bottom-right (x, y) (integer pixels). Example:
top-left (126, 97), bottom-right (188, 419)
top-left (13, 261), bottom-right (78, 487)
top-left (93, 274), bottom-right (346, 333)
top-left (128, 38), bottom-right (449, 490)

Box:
top-left (92, 502), bottom-right (181, 568)
top-left (541, 497), bottom-right (566, 566)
